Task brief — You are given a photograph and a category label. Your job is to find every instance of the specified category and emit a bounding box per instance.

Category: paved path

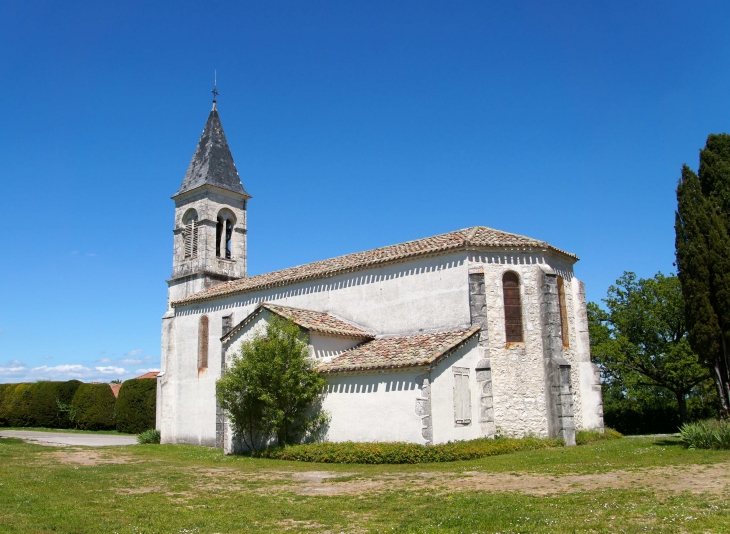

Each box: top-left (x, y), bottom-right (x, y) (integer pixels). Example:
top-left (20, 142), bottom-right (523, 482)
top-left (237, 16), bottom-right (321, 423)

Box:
top-left (0, 430), bottom-right (138, 447)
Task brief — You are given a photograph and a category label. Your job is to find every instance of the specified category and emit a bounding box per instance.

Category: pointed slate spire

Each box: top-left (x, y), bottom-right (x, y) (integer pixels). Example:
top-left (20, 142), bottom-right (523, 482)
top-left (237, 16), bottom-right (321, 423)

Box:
top-left (175, 104), bottom-right (250, 197)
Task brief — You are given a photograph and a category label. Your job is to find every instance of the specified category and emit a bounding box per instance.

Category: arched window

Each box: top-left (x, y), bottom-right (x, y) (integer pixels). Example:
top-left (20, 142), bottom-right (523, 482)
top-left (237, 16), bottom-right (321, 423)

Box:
top-left (183, 211), bottom-right (198, 259)
top-left (503, 272), bottom-right (523, 343)
top-left (198, 315), bottom-right (209, 369)
top-left (216, 212), bottom-right (234, 259)
top-left (557, 276), bottom-right (570, 347)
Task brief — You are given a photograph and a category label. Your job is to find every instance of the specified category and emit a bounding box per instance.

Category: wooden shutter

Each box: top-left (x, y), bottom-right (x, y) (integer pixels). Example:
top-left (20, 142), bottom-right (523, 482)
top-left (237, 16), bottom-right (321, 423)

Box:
top-left (185, 219), bottom-right (198, 259)
top-left (184, 220), bottom-right (193, 258)
top-left (503, 272), bottom-right (524, 343)
top-left (453, 367), bottom-right (472, 425)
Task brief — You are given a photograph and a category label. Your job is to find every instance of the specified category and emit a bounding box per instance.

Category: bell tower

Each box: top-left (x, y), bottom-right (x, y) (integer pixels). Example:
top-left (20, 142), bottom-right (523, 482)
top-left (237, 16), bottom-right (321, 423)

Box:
top-left (167, 95), bottom-right (251, 308)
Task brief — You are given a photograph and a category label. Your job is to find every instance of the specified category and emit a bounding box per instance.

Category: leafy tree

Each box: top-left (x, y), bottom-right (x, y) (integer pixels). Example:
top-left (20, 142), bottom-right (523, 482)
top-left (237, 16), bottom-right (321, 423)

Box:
top-left (676, 133), bottom-right (730, 418)
top-left (589, 272), bottom-right (711, 424)
top-left (216, 316), bottom-right (329, 451)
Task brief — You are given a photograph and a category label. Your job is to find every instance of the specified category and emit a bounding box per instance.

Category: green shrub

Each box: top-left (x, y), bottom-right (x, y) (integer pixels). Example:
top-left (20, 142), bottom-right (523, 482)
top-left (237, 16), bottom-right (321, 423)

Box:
top-left (253, 436), bottom-right (562, 464)
top-left (575, 427), bottom-right (623, 445)
top-left (3, 383), bottom-right (35, 427)
top-left (115, 378), bottom-right (156, 434)
top-left (137, 429), bottom-right (161, 444)
top-left (71, 383), bottom-right (116, 430)
top-left (679, 419), bottom-right (730, 449)
top-left (0, 381), bottom-right (83, 428)
top-left (0, 384), bottom-right (16, 426)
top-left (29, 381), bottom-right (82, 428)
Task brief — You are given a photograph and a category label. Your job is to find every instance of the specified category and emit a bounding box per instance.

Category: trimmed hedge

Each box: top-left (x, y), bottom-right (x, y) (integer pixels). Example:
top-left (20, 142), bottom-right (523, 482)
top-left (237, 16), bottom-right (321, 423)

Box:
top-left (253, 436), bottom-right (562, 464)
top-left (72, 383), bottom-right (116, 430)
top-left (115, 378), bottom-right (156, 433)
top-left (1, 383), bottom-right (34, 427)
top-left (0, 381), bottom-right (83, 428)
top-left (0, 383), bottom-right (15, 426)
top-left (30, 380), bottom-right (82, 428)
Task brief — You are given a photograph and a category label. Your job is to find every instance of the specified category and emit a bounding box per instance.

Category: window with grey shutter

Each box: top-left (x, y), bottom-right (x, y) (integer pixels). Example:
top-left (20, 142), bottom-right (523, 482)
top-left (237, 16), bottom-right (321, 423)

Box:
top-left (453, 366), bottom-right (472, 426)
top-left (184, 218), bottom-right (198, 259)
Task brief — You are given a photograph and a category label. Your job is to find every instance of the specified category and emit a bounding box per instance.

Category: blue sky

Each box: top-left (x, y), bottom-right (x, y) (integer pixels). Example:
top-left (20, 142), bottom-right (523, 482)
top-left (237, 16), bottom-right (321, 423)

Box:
top-left (1, 1), bottom-right (729, 382)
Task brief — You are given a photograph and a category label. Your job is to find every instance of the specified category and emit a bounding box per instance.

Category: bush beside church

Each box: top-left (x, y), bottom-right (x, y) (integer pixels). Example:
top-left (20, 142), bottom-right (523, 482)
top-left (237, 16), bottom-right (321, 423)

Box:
top-left (0, 377), bottom-right (156, 433)
top-left (114, 378), bottom-right (156, 433)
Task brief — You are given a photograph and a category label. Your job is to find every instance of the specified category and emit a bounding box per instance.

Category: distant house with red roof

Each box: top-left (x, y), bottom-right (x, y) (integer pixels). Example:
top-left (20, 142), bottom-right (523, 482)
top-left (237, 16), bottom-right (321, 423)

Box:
top-left (109, 372), bottom-right (160, 398)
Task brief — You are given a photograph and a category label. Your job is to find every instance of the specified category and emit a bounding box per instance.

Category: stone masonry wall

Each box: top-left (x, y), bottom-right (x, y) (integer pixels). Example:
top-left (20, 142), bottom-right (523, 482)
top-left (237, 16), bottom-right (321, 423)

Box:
top-left (479, 256), bottom-right (550, 438)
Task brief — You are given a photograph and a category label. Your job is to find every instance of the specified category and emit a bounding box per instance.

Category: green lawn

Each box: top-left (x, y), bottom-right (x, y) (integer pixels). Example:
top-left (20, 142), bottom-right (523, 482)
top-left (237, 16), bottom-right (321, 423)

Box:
top-left (0, 435), bottom-right (729, 533)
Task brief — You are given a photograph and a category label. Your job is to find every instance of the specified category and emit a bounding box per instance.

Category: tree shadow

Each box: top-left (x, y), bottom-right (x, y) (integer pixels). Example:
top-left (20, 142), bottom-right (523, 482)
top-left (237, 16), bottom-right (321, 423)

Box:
top-left (652, 438), bottom-right (683, 447)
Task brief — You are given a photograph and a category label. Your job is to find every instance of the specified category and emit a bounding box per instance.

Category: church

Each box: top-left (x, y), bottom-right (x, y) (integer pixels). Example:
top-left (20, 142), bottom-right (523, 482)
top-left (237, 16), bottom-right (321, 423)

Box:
top-left (156, 100), bottom-right (604, 453)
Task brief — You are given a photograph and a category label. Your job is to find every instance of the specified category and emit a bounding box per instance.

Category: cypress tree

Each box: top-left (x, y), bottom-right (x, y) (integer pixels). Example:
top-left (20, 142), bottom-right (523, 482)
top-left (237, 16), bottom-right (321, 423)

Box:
top-left (675, 134), bottom-right (730, 418)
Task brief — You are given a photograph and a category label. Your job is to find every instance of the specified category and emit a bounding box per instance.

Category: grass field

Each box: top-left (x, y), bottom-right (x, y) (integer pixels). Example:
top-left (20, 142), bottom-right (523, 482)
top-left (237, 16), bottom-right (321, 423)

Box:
top-left (1, 434), bottom-right (729, 533)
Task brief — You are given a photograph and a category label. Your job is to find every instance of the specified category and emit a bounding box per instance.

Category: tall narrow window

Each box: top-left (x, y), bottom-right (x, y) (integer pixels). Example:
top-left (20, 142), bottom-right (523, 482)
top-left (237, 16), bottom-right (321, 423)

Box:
top-left (225, 220), bottom-right (233, 259)
top-left (216, 218), bottom-right (223, 257)
top-left (503, 272), bottom-right (524, 343)
top-left (184, 213), bottom-right (198, 259)
top-left (198, 315), bottom-right (209, 369)
top-left (557, 276), bottom-right (570, 347)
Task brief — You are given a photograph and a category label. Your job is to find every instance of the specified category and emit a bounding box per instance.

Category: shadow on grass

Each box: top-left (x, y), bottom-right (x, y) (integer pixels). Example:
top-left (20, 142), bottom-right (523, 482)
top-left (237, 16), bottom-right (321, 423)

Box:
top-left (652, 439), bottom-right (683, 447)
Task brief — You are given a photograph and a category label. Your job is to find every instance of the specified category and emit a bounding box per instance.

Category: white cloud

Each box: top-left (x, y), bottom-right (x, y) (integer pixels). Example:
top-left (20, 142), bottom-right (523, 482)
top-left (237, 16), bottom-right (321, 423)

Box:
top-left (43, 355), bottom-right (52, 360)
top-left (1, 358), bottom-right (161, 383)
top-left (0, 360), bottom-right (27, 375)
top-left (120, 358), bottom-right (143, 365)
top-left (27, 364), bottom-right (127, 381)
top-left (125, 349), bottom-right (143, 357)
top-left (97, 358), bottom-right (112, 363)
top-left (95, 366), bottom-right (126, 375)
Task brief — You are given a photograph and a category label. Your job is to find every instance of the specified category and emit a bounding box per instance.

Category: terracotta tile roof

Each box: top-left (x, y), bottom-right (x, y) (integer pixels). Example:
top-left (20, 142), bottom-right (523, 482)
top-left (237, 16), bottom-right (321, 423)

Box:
top-left (262, 303), bottom-right (372, 338)
top-left (172, 226), bottom-right (577, 307)
top-left (110, 383), bottom-right (122, 397)
top-left (135, 371), bottom-right (160, 379)
top-left (222, 303), bottom-right (373, 345)
top-left (317, 326), bottom-right (481, 373)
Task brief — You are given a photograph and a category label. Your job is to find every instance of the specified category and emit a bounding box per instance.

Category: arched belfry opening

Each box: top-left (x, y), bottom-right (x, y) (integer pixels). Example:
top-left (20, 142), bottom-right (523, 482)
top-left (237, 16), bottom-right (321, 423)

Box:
top-left (216, 211), bottom-right (236, 260)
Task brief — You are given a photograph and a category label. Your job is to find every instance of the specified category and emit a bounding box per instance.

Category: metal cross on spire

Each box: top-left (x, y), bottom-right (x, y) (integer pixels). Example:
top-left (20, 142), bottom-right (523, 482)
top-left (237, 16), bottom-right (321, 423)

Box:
top-left (211, 70), bottom-right (219, 103)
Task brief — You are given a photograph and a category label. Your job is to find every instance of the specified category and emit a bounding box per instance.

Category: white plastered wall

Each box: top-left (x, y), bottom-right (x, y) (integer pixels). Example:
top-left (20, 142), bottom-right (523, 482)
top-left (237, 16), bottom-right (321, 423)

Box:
top-left (309, 334), bottom-right (366, 361)
top-left (322, 370), bottom-right (425, 443)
